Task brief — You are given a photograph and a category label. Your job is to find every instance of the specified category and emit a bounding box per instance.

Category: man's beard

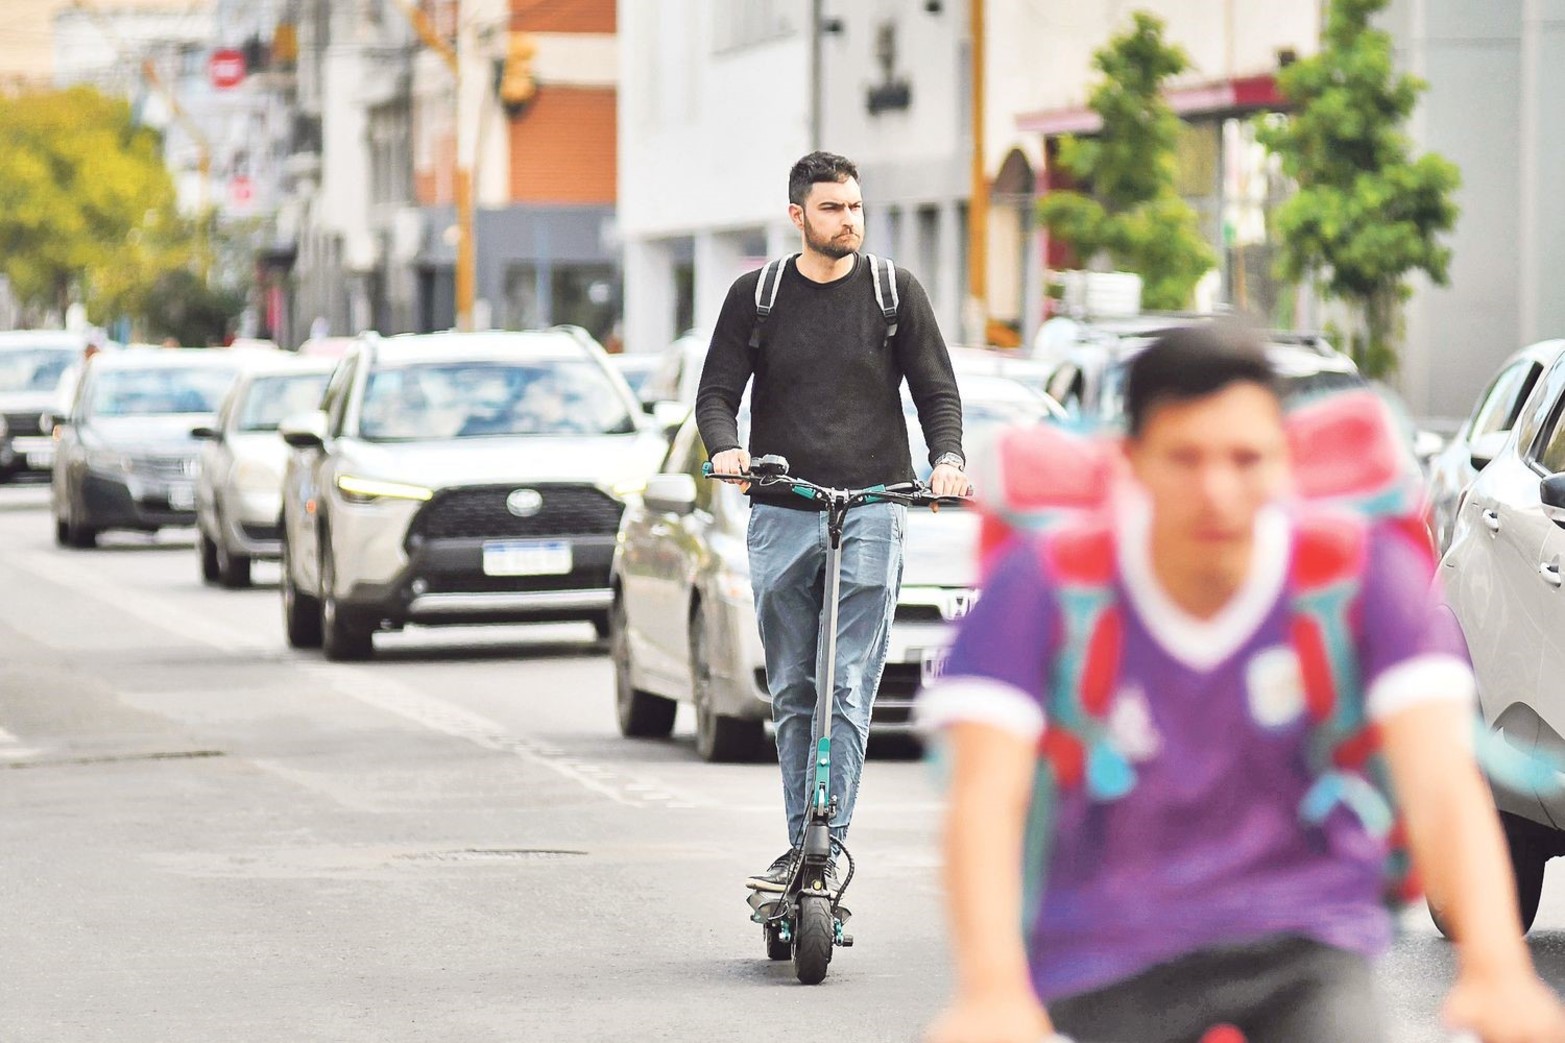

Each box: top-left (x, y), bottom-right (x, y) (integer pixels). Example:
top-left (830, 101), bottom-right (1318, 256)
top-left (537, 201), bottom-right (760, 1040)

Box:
top-left (804, 217), bottom-right (860, 259)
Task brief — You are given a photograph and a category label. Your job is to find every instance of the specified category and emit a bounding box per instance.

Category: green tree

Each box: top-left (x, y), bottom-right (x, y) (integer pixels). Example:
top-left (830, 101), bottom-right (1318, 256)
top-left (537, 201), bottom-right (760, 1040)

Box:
top-left (1256, 0), bottom-right (1460, 377)
top-left (1037, 12), bottom-right (1216, 310)
top-left (0, 86), bottom-right (193, 325)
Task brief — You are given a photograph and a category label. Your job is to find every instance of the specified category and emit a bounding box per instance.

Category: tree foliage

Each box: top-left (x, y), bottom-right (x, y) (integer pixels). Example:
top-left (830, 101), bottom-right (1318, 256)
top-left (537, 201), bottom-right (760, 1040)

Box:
top-left (1256, 0), bottom-right (1460, 377)
top-left (0, 86), bottom-right (194, 325)
top-left (1037, 12), bottom-right (1216, 310)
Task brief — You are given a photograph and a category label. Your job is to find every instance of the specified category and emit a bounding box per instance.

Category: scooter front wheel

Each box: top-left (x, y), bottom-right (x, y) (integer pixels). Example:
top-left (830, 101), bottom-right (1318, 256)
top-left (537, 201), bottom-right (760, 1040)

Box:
top-left (792, 894), bottom-right (833, 984)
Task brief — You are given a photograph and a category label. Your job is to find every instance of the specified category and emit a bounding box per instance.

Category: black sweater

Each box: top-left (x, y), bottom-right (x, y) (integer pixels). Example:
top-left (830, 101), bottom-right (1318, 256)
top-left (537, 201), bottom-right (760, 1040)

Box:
top-left (695, 255), bottom-right (964, 509)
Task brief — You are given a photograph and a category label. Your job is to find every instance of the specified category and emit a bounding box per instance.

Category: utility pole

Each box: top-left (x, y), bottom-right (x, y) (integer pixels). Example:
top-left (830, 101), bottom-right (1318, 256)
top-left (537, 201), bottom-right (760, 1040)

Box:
top-left (966, 0), bottom-right (988, 345)
top-left (391, 0), bottom-right (474, 331)
top-left (809, 0), bottom-right (824, 149)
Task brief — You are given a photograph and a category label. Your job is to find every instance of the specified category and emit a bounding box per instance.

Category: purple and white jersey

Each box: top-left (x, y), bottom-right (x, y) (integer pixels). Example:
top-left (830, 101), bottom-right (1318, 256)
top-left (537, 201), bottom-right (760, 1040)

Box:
top-left (919, 498), bottom-right (1474, 1002)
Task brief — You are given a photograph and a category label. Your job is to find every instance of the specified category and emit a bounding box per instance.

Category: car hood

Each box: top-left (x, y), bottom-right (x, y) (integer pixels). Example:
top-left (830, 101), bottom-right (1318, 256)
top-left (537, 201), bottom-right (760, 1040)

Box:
top-left (337, 432), bottom-right (667, 491)
top-left (0, 391), bottom-right (58, 415)
top-left (85, 414), bottom-right (214, 450)
top-left (901, 507), bottom-right (982, 588)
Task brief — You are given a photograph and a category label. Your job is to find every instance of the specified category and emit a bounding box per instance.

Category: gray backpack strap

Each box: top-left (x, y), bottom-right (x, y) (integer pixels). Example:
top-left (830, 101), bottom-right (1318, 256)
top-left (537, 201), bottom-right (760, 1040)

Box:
top-left (866, 253), bottom-right (899, 346)
top-left (748, 254), bottom-right (795, 350)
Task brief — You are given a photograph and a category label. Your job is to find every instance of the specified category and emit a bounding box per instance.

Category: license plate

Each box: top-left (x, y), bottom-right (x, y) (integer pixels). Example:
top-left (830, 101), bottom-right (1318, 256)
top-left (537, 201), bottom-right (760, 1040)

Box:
top-left (920, 647), bottom-right (951, 687)
top-left (168, 485), bottom-right (195, 511)
top-left (482, 539), bottom-right (572, 577)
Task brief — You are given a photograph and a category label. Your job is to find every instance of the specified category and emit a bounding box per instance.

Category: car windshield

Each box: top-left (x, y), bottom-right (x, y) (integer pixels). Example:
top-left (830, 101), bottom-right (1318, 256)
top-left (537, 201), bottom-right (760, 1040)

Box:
top-left (610, 356), bottom-right (659, 396)
top-left (87, 365), bottom-right (237, 417)
top-left (357, 360), bottom-right (636, 441)
top-left (0, 347), bottom-right (76, 393)
top-left (237, 372), bottom-right (332, 432)
top-left (905, 388), bottom-right (1058, 480)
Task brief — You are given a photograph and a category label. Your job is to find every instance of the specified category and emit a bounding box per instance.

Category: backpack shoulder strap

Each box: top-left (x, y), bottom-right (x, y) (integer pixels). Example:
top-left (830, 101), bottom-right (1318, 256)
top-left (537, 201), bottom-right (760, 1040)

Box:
top-left (864, 253), bottom-right (899, 346)
top-left (748, 255), bottom-right (795, 350)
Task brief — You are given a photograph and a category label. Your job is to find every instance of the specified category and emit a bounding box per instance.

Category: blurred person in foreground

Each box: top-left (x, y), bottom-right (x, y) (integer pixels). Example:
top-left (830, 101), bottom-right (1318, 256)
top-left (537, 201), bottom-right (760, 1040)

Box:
top-left (919, 326), bottom-right (1565, 1043)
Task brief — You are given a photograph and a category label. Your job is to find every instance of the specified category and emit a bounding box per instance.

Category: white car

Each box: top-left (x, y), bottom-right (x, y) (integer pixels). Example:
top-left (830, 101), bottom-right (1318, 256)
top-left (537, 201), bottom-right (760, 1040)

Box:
top-left (609, 375), bottom-right (1061, 762)
top-left (1428, 340), bottom-right (1564, 551)
top-left (1440, 344), bottom-right (1565, 932)
top-left (277, 329), bottom-right (668, 660)
top-left (193, 354), bottom-right (336, 587)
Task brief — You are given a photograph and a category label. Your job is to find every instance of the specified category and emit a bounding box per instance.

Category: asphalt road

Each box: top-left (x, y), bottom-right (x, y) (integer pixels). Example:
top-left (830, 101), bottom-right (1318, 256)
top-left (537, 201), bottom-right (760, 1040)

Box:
top-left (2, 481), bottom-right (1563, 1042)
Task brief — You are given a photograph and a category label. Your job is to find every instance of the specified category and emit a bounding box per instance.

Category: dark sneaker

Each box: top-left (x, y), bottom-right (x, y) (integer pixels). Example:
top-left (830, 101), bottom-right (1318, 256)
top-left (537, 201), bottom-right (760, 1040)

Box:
top-left (746, 849), bottom-right (798, 892)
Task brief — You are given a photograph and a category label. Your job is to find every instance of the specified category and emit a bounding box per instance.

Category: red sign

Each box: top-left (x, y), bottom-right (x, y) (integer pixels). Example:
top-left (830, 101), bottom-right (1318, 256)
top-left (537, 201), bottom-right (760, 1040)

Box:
top-left (208, 49), bottom-right (246, 89)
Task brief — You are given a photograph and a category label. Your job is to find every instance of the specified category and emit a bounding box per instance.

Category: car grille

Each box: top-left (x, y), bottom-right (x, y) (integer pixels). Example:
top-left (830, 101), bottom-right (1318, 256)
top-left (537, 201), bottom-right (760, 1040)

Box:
top-left (894, 604), bottom-right (944, 625)
top-left (420, 564), bottom-right (613, 594)
top-left (408, 484), bottom-right (624, 542)
top-left (127, 453), bottom-right (197, 480)
top-left (3, 412), bottom-right (50, 437)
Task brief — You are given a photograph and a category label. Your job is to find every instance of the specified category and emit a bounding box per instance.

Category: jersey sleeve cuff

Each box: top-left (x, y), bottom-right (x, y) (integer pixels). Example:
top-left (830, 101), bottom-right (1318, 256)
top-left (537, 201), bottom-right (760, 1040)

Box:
top-left (915, 676), bottom-right (1045, 741)
top-left (1365, 653), bottom-right (1477, 721)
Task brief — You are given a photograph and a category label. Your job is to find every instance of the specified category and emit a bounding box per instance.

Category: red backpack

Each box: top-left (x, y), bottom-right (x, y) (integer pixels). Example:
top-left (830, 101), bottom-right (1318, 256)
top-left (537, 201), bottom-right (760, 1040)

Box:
top-left (970, 390), bottom-right (1434, 905)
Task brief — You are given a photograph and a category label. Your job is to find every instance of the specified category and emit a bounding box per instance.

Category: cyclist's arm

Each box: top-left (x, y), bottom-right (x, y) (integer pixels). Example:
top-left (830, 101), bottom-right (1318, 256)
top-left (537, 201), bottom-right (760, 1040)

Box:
top-left (891, 271), bottom-right (964, 469)
top-left (1360, 528), bottom-right (1564, 1038)
top-left (694, 276), bottom-right (757, 459)
top-left (920, 542), bottom-right (1056, 1041)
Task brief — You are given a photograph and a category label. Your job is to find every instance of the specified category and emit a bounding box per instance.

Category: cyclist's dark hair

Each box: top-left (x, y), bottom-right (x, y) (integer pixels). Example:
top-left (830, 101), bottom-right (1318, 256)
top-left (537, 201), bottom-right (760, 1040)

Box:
top-left (1125, 324), bottom-right (1279, 438)
top-left (788, 151), bottom-right (859, 206)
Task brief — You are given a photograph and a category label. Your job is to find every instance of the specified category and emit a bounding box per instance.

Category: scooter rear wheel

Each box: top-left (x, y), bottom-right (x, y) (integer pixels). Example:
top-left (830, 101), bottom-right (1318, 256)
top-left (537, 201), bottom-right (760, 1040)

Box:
top-left (792, 894), bottom-right (833, 984)
top-left (764, 921), bottom-right (790, 960)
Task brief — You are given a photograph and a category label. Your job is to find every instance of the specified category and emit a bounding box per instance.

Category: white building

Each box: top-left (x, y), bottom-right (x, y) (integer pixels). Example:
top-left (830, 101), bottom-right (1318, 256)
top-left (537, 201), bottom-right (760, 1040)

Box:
top-left (1384, 0), bottom-right (1565, 420)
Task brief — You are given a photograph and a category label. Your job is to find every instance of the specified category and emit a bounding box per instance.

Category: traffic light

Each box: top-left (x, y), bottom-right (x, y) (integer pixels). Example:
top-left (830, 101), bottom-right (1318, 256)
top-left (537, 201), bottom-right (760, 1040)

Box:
top-left (498, 31), bottom-right (538, 117)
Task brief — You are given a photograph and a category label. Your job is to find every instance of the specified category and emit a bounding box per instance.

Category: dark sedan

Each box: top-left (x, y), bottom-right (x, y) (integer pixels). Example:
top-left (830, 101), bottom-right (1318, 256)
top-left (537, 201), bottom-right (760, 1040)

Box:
top-left (52, 349), bottom-right (241, 547)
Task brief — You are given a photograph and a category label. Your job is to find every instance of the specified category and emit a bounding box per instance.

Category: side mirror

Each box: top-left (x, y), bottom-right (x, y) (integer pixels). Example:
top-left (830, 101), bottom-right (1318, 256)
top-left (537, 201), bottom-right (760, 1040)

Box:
top-left (1542, 474), bottom-right (1565, 527)
top-left (1412, 428), bottom-right (1445, 464)
top-left (191, 425), bottom-right (221, 441)
top-left (279, 411), bottom-right (328, 450)
top-left (1470, 430), bottom-right (1508, 471)
top-left (642, 472), bottom-right (698, 515)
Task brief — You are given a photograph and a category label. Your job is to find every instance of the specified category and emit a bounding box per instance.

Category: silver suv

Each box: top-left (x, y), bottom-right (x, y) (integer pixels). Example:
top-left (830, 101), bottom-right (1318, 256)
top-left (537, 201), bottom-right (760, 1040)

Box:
top-left (277, 330), bottom-right (668, 660)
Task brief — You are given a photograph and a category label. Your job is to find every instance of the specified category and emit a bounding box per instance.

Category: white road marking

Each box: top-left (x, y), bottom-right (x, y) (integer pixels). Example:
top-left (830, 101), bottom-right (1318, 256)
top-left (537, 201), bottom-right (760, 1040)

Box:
top-left (0, 546), bottom-right (713, 808)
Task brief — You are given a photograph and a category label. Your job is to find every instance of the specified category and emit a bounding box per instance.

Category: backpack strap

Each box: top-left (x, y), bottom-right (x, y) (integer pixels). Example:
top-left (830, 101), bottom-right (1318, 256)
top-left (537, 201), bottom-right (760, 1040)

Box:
top-left (748, 255), bottom-right (795, 350)
top-left (1037, 519), bottom-right (1136, 802)
top-left (865, 253), bottom-right (899, 347)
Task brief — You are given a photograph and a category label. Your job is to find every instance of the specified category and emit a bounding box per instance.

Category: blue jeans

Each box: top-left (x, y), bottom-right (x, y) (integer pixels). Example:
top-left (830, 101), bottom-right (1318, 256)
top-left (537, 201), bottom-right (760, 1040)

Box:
top-left (747, 501), bottom-right (906, 850)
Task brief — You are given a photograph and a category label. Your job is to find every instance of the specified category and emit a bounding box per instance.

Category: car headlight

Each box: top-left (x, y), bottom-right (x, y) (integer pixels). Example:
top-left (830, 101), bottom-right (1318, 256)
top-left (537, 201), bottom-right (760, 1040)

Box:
top-left (234, 459), bottom-right (282, 493)
top-left (86, 447), bottom-right (130, 473)
top-left (335, 474), bottom-right (434, 504)
top-left (609, 477), bottom-right (645, 499)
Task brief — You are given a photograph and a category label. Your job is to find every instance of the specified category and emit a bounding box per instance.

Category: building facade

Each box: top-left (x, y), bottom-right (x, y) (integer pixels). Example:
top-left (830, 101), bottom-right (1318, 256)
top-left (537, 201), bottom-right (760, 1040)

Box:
top-left (1384, 0), bottom-right (1565, 420)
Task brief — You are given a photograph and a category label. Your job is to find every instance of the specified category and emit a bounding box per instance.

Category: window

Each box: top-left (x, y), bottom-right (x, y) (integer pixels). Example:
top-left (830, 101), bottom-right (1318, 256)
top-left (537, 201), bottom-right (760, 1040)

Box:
top-left (238, 373), bottom-right (334, 432)
top-left (321, 359), bottom-right (358, 437)
top-left (1531, 386), bottom-right (1565, 475)
top-left (1470, 362), bottom-right (1541, 441)
top-left (713, 0), bottom-right (800, 52)
top-left (356, 360), bottom-right (635, 441)
top-left (86, 366), bottom-right (238, 417)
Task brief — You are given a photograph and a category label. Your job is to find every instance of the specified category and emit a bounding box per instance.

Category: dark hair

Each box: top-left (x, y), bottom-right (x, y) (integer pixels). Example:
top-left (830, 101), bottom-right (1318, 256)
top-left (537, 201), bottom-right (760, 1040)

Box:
top-left (1124, 324), bottom-right (1279, 438)
top-left (788, 151), bottom-right (859, 206)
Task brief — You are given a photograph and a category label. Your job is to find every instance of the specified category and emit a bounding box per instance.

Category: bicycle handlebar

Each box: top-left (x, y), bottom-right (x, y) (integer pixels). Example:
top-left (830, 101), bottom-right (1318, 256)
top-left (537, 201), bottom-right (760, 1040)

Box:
top-left (701, 457), bottom-right (967, 509)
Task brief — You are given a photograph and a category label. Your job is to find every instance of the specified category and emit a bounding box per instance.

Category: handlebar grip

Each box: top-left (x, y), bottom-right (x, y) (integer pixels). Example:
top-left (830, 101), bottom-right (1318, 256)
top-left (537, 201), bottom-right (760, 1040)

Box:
top-left (701, 461), bottom-right (713, 478)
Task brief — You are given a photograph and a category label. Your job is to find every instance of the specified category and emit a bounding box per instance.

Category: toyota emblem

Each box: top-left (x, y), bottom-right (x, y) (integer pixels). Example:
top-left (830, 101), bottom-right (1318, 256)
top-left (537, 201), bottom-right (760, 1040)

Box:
top-left (941, 590), bottom-right (979, 621)
top-left (506, 488), bottom-right (544, 518)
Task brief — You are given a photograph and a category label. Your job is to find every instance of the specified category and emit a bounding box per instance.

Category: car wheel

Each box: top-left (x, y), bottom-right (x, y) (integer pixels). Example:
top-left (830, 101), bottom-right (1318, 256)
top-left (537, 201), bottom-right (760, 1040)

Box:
top-left (281, 534), bottom-right (323, 650)
top-left (65, 493), bottom-right (97, 549)
top-left (198, 527), bottom-right (221, 583)
top-left (610, 593), bottom-right (675, 738)
top-left (690, 605), bottom-right (766, 763)
top-left (320, 542), bottom-right (374, 661)
top-left (1505, 811), bottom-right (1549, 935)
top-left (214, 520), bottom-right (252, 589)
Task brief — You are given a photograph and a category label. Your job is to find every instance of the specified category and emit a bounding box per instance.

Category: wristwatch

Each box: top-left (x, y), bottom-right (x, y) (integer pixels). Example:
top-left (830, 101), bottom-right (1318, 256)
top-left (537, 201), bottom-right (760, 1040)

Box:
top-left (933, 452), bottom-right (965, 472)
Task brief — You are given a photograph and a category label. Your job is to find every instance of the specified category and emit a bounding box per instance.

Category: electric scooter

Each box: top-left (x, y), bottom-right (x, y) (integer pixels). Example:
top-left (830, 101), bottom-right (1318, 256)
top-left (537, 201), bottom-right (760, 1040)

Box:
top-left (705, 453), bottom-right (964, 985)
